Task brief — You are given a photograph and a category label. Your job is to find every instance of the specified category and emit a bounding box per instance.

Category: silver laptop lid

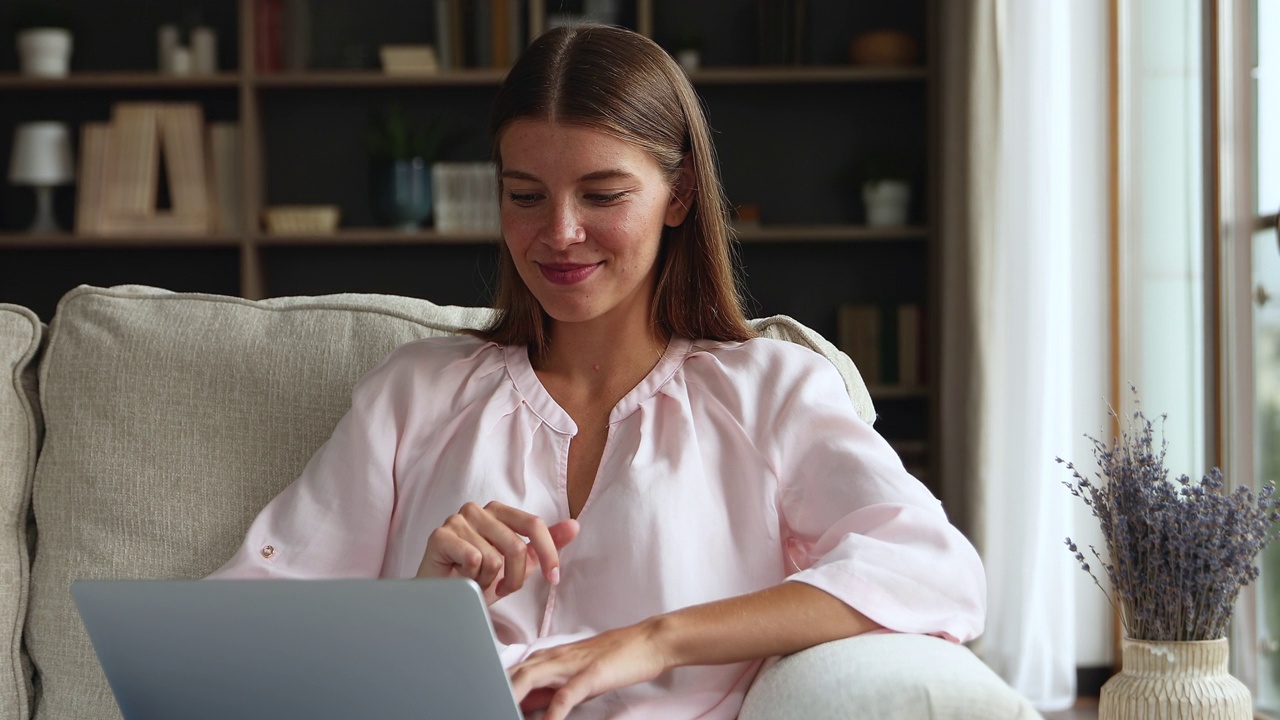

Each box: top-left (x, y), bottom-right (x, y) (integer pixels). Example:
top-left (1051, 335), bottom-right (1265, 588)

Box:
top-left (71, 579), bottom-right (523, 720)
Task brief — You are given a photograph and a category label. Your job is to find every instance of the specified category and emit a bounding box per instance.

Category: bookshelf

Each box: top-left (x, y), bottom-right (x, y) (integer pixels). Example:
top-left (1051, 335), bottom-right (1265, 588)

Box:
top-left (0, 0), bottom-right (940, 493)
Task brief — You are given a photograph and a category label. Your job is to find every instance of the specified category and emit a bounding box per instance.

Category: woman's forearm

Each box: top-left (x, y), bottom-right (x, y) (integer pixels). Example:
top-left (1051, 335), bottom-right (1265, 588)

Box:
top-left (644, 580), bottom-right (881, 669)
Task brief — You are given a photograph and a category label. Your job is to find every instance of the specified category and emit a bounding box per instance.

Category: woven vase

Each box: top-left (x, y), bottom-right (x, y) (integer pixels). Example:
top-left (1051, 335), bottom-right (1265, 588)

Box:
top-left (1099, 637), bottom-right (1251, 719)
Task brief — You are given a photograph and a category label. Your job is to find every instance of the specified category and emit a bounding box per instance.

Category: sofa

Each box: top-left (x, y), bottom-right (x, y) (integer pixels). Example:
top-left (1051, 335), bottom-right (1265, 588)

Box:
top-left (0, 284), bottom-right (1042, 719)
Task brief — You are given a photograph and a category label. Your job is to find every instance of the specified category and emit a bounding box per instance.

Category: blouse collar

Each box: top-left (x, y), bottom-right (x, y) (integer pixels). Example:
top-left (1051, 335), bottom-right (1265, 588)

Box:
top-left (503, 337), bottom-right (693, 436)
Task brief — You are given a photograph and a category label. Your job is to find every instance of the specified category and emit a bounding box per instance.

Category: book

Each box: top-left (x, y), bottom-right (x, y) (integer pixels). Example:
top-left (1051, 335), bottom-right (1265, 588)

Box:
top-left (75, 123), bottom-right (110, 235)
top-left (207, 123), bottom-right (243, 233)
top-left (103, 104), bottom-right (160, 224)
top-left (837, 304), bottom-right (880, 385)
top-left (435, 0), bottom-right (454, 71)
top-left (158, 104), bottom-right (211, 233)
top-left (897, 304), bottom-right (923, 388)
top-left (506, 0), bottom-right (523, 61)
top-left (473, 0), bottom-right (492, 68)
top-left (432, 162), bottom-right (499, 232)
top-left (491, 0), bottom-right (509, 68)
top-left (255, 0), bottom-right (282, 73)
top-left (282, 0), bottom-right (311, 71)
top-left (877, 304), bottom-right (899, 385)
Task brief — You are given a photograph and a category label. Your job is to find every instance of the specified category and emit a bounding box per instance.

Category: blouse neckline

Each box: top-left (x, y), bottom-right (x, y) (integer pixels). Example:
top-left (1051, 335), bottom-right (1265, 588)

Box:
top-left (503, 337), bottom-right (694, 436)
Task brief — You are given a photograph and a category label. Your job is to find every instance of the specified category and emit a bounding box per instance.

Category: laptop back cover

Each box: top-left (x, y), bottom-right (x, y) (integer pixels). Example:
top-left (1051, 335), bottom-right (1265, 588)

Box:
top-left (71, 579), bottom-right (523, 720)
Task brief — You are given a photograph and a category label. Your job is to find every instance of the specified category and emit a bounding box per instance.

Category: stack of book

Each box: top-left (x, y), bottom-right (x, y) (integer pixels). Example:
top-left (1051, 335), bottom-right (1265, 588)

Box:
top-left (837, 302), bottom-right (925, 388)
top-left (434, 0), bottom-right (528, 70)
top-left (432, 162), bottom-right (499, 233)
top-left (76, 103), bottom-right (225, 237)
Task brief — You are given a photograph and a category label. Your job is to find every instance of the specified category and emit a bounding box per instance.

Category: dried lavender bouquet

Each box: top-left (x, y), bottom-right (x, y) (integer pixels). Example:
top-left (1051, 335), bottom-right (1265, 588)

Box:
top-left (1060, 406), bottom-right (1280, 642)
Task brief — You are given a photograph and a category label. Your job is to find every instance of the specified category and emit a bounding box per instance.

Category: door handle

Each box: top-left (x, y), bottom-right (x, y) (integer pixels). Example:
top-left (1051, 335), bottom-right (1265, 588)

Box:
top-left (1261, 212), bottom-right (1280, 257)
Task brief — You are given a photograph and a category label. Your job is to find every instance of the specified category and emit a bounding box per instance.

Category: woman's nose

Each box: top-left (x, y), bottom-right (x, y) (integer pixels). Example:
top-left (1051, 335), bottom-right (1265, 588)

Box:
top-left (543, 200), bottom-right (586, 249)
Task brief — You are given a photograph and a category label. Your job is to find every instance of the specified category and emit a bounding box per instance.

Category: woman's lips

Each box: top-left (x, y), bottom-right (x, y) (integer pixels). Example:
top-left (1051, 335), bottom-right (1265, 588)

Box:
top-left (538, 262), bottom-right (601, 286)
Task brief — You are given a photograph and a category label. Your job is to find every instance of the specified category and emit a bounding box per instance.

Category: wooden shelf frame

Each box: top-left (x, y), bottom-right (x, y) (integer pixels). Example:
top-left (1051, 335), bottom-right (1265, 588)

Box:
top-left (0, 72), bottom-right (241, 89)
top-left (0, 224), bottom-right (928, 250)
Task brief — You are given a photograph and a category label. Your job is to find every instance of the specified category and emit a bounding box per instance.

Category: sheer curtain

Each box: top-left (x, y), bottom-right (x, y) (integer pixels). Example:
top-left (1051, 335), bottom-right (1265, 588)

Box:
top-left (939, 1), bottom-right (1110, 710)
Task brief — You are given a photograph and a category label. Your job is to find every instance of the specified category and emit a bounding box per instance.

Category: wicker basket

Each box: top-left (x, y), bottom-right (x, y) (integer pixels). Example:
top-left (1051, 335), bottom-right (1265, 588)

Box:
top-left (262, 205), bottom-right (340, 235)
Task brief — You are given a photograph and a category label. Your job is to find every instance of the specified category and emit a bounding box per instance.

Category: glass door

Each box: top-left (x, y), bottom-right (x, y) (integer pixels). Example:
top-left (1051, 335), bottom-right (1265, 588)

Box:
top-left (1235, 0), bottom-right (1280, 710)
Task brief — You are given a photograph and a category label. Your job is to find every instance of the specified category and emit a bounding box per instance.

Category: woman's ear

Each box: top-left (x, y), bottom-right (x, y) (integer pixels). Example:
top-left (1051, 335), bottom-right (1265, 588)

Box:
top-left (664, 154), bottom-right (695, 227)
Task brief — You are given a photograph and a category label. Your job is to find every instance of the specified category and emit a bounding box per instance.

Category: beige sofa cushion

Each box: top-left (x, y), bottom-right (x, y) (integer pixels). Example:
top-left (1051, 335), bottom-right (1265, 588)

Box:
top-left (0, 304), bottom-right (41, 720)
top-left (28, 286), bottom-right (494, 720)
top-left (27, 285), bottom-right (873, 720)
top-left (740, 633), bottom-right (1043, 720)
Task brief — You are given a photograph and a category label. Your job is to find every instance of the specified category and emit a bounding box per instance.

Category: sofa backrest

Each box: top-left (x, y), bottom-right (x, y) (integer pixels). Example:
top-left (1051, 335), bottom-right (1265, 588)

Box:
top-left (0, 305), bottom-right (41, 720)
top-left (9, 284), bottom-right (872, 720)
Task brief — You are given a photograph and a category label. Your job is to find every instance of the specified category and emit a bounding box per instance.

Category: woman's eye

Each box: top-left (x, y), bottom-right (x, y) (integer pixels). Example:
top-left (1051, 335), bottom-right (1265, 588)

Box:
top-left (507, 192), bottom-right (540, 205)
top-left (586, 191), bottom-right (628, 204)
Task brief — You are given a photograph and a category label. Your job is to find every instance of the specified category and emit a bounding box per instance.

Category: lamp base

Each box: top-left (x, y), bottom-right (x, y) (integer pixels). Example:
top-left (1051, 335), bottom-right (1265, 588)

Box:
top-left (25, 185), bottom-right (64, 234)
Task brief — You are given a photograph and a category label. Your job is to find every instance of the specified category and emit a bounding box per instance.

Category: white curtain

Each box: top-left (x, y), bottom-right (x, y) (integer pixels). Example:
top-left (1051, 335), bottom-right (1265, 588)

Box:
top-left (939, 0), bottom-right (1110, 710)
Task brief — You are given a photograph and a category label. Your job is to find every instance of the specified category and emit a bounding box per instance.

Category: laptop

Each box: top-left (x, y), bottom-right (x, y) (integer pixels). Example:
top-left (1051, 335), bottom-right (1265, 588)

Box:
top-left (70, 578), bottom-right (524, 720)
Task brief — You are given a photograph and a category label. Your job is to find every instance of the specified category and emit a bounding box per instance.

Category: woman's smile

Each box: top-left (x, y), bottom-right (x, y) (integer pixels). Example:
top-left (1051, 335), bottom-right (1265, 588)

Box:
top-left (537, 261), bottom-right (603, 286)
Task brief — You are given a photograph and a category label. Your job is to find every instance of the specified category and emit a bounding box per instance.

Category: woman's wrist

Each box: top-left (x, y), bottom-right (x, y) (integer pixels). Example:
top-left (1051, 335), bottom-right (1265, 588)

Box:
top-left (639, 612), bottom-right (686, 670)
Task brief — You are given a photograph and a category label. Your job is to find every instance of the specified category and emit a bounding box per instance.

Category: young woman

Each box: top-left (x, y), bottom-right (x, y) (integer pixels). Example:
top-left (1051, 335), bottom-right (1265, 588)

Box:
top-left (211, 24), bottom-right (985, 720)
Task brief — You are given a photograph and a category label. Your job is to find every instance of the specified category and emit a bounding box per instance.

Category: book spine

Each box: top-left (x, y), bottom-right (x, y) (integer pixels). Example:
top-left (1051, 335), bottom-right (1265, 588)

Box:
top-left (491, 0), bottom-right (508, 68)
top-left (837, 304), bottom-right (880, 385)
top-left (75, 124), bottom-right (110, 235)
top-left (208, 123), bottom-right (244, 233)
top-left (897, 304), bottom-right (923, 388)
top-left (159, 104), bottom-right (212, 233)
top-left (878, 303), bottom-right (899, 385)
top-left (435, 0), bottom-right (454, 71)
top-left (103, 103), bottom-right (159, 225)
top-left (474, 0), bottom-right (492, 68)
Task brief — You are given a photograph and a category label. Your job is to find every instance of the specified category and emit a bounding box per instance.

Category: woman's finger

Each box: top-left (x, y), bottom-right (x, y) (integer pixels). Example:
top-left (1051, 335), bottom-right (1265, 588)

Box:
top-left (485, 503), bottom-right (579, 587)
top-left (462, 502), bottom-right (535, 596)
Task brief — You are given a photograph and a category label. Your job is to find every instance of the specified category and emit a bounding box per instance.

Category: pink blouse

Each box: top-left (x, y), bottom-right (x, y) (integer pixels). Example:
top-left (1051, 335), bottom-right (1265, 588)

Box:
top-left (210, 335), bottom-right (986, 719)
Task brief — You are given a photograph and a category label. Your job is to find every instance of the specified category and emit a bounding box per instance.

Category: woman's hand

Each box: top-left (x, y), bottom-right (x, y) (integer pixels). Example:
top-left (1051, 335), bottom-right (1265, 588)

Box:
top-left (416, 501), bottom-right (579, 605)
top-left (508, 621), bottom-right (672, 720)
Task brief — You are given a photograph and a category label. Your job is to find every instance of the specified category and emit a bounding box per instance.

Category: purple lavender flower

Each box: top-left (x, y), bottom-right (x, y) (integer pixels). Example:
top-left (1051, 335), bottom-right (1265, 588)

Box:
top-left (1060, 393), bottom-right (1280, 641)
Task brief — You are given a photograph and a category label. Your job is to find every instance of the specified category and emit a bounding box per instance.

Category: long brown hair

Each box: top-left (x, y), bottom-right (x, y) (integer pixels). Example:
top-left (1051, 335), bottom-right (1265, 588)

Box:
top-left (472, 24), bottom-right (756, 354)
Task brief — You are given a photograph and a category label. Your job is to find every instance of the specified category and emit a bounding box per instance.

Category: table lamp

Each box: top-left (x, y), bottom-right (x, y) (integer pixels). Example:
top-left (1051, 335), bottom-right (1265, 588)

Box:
top-left (8, 121), bottom-right (74, 233)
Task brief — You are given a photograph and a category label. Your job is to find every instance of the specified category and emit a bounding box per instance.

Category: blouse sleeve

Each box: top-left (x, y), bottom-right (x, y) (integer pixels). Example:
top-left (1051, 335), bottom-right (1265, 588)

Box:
top-left (207, 352), bottom-right (411, 579)
top-left (765, 348), bottom-right (986, 642)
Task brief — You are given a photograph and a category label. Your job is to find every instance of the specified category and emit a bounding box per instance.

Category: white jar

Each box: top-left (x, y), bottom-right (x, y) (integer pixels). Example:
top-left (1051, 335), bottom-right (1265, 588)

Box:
top-left (17, 28), bottom-right (73, 77)
top-left (862, 180), bottom-right (911, 226)
top-left (191, 26), bottom-right (217, 74)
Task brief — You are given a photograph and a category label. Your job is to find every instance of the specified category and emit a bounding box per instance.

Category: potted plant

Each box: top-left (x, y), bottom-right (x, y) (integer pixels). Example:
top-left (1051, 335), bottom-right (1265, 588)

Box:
top-left (1060, 398), bottom-right (1279, 719)
top-left (674, 25), bottom-right (703, 73)
top-left (365, 103), bottom-right (446, 231)
top-left (12, 1), bottom-right (75, 77)
top-left (858, 155), bottom-right (910, 227)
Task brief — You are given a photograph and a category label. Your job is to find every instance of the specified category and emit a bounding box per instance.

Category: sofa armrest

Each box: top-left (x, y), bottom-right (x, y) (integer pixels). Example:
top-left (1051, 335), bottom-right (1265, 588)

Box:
top-left (739, 633), bottom-right (1044, 720)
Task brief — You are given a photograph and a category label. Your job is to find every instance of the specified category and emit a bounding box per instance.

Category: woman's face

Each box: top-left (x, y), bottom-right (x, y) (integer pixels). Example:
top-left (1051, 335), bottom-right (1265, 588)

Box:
top-left (497, 119), bottom-right (690, 328)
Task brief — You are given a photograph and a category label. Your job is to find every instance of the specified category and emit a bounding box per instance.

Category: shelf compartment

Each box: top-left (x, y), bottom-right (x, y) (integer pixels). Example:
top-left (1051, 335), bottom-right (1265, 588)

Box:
top-left (0, 73), bottom-right (241, 89)
top-left (254, 69), bottom-right (510, 88)
top-left (866, 385), bottom-right (930, 400)
top-left (688, 66), bottom-right (927, 84)
top-left (255, 228), bottom-right (499, 245)
top-left (734, 225), bottom-right (928, 242)
top-left (0, 233), bottom-right (243, 248)
top-left (889, 440), bottom-right (928, 457)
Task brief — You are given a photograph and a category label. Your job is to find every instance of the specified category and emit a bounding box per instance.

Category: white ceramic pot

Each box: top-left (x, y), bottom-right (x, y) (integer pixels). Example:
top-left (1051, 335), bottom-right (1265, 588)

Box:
top-left (17, 28), bottom-right (73, 77)
top-left (1099, 638), bottom-right (1251, 720)
top-left (677, 48), bottom-right (701, 73)
top-left (862, 180), bottom-right (910, 226)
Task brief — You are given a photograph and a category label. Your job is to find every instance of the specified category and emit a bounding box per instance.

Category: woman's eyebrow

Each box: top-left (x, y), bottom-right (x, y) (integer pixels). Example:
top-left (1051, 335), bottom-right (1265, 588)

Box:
top-left (579, 169), bottom-right (637, 182)
top-left (499, 168), bottom-right (638, 182)
top-left (500, 169), bottom-right (540, 181)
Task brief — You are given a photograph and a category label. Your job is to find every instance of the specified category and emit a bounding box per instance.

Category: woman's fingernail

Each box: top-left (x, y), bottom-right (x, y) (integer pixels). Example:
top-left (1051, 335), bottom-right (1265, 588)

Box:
top-left (549, 567), bottom-right (560, 585)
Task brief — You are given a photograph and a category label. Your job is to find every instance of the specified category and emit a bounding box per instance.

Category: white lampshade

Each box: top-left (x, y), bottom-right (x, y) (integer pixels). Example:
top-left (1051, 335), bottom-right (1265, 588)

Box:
top-left (9, 122), bottom-right (74, 186)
